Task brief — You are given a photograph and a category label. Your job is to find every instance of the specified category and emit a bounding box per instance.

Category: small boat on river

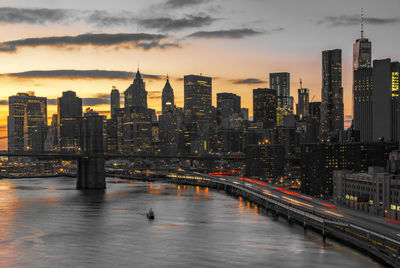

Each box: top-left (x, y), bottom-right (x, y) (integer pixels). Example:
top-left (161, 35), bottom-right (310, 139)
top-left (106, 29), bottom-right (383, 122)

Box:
top-left (147, 208), bottom-right (155, 220)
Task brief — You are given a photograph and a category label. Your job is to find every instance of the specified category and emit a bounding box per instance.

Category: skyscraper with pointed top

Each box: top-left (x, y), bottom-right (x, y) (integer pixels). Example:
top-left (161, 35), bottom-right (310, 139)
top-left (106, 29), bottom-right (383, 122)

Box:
top-left (124, 69), bottom-right (147, 110)
top-left (162, 75), bottom-right (174, 114)
top-left (353, 8), bottom-right (373, 141)
top-left (353, 8), bottom-right (372, 70)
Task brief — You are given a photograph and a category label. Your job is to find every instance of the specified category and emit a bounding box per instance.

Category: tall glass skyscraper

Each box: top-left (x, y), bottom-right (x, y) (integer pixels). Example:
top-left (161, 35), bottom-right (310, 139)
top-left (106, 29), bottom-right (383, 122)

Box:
top-left (321, 49), bottom-right (344, 140)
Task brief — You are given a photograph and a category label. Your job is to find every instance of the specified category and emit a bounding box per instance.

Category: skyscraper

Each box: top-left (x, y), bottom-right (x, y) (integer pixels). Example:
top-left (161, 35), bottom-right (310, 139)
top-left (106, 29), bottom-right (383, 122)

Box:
top-left (353, 10), bottom-right (372, 71)
top-left (124, 69), bottom-right (147, 109)
top-left (216, 93), bottom-right (241, 125)
top-left (122, 69), bottom-right (152, 153)
top-left (183, 75), bottom-right (212, 154)
top-left (184, 75), bottom-right (212, 122)
top-left (353, 11), bottom-right (373, 141)
top-left (297, 81), bottom-right (310, 119)
top-left (253, 88), bottom-right (277, 129)
top-left (162, 76), bottom-right (174, 114)
top-left (392, 62), bottom-right (400, 142)
top-left (110, 88), bottom-right (120, 119)
top-left (8, 92), bottom-right (47, 152)
top-left (270, 72), bottom-right (290, 97)
top-left (57, 91), bottom-right (82, 152)
top-left (321, 49), bottom-right (344, 140)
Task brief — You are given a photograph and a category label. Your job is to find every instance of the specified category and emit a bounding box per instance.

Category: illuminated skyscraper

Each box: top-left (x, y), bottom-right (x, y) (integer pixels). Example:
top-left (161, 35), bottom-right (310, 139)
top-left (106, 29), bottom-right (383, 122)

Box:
top-left (162, 76), bottom-right (174, 114)
top-left (321, 49), bottom-right (344, 140)
top-left (8, 92), bottom-right (47, 152)
top-left (110, 88), bottom-right (120, 119)
top-left (183, 75), bottom-right (212, 154)
top-left (253, 88), bottom-right (277, 129)
top-left (297, 82), bottom-right (310, 119)
top-left (353, 10), bottom-right (373, 141)
top-left (270, 72), bottom-right (290, 97)
top-left (57, 91), bottom-right (82, 152)
top-left (184, 75), bottom-right (212, 122)
top-left (353, 9), bottom-right (372, 70)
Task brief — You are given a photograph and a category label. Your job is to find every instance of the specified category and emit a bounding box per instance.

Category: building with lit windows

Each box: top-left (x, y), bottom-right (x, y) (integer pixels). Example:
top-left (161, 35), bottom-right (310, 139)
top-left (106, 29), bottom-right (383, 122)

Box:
top-left (297, 87), bottom-right (310, 119)
top-left (253, 88), bottom-right (277, 129)
top-left (162, 76), bottom-right (174, 115)
top-left (183, 75), bottom-right (212, 154)
top-left (270, 72), bottom-right (290, 97)
top-left (8, 92), bottom-right (47, 152)
top-left (334, 150), bottom-right (400, 220)
top-left (300, 141), bottom-right (397, 198)
top-left (216, 93), bottom-right (241, 125)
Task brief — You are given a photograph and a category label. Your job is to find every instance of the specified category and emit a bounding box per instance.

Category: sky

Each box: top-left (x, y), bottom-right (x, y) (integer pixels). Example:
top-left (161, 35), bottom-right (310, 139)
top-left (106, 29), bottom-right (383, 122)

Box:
top-left (0, 0), bottom-right (399, 148)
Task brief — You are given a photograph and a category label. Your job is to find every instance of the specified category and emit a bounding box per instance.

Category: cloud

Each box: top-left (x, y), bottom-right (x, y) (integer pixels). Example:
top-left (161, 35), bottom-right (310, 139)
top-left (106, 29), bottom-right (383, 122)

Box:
top-left (0, 99), bottom-right (8, 105)
top-left (0, 33), bottom-right (172, 52)
top-left (319, 15), bottom-right (400, 27)
top-left (148, 91), bottom-right (162, 100)
top-left (48, 94), bottom-right (110, 106)
top-left (135, 41), bottom-right (180, 50)
top-left (0, 7), bottom-right (76, 24)
top-left (232, 78), bottom-right (264, 84)
top-left (187, 28), bottom-right (263, 39)
top-left (138, 15), bottom-right (215, 31)
top-left (5, 70), bottom-right (162, 80)
top-left (164, 0), bottom-right (211, 9)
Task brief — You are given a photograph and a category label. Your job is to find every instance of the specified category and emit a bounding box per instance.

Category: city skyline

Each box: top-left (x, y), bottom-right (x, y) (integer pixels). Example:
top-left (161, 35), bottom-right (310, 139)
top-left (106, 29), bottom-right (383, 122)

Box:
top-left (0, 0), bottom-right (399, 149)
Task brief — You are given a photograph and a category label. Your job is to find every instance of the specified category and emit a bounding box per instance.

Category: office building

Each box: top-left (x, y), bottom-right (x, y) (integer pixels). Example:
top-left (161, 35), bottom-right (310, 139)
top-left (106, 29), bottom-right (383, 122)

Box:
top-left (110, 88), bottom-right (120, 119)
top-left (8, 92), bottom-right (47, 152)
top-left (216, 93), bottom-right (241, 125)
top-left (297, 84), bottom-right (310, 119)
top-left (320, 49), bottom-right (344, 140)
top-left (57, 91), bottom-right (82, 152)
top-left (270, 72), bottom-right (290, 97)
top-left (253, 88), bottom-right (277, 129)
top-left (124, 69), bottom-right (147, 109)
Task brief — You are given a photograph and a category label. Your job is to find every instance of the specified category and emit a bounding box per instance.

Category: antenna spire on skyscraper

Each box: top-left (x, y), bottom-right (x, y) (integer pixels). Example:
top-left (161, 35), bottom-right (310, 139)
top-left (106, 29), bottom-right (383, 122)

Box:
top-left (361, 8), bottom-right (364, 39)
top-left (300, 78), bottom-right (303, 89)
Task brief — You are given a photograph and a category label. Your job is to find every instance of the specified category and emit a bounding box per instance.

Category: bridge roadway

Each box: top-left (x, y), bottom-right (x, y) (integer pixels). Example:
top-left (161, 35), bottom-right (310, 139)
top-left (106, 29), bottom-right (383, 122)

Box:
top-left (127, 170), bottom-right (400, 267)
top-left (0, 151), bottom-right (244, 161)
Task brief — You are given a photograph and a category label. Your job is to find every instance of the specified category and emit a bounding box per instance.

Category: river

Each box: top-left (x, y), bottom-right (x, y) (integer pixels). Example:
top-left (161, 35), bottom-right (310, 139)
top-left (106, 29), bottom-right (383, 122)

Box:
top-left (0, 177), bottom-right (382, 267)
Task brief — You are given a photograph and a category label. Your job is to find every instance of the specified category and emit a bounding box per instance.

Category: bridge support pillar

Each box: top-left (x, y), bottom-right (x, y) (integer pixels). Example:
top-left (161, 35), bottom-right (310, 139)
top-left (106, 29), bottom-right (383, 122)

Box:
top-left (76, 110), bottom-right (106, 190)
top-left (77, 157), bottom-right (106, 189)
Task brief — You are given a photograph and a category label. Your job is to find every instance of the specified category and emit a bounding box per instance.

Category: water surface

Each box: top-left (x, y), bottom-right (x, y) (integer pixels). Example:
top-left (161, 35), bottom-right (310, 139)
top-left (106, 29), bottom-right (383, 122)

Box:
top-left (0, 177), bottom-right (382, 267)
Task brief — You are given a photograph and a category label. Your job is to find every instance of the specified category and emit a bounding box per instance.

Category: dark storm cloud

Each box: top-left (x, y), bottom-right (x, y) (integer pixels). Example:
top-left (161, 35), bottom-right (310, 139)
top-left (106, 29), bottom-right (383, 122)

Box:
top-left (187, 28), bottom-right (263, 39)
top-left (138, 15), bottom-right (215, 31)
top-left (5, 70), bottom-right (162, 80)
top-left (320, 15), bottom-right (400, 27)
top-left (0, 7), bottom-right (75, 24)
top-left (164, 0), bottom-right (211, 9)
top-left (232, 78), bottom-right (264, 84)
top-left (0, 33), bottom-right (169, 52)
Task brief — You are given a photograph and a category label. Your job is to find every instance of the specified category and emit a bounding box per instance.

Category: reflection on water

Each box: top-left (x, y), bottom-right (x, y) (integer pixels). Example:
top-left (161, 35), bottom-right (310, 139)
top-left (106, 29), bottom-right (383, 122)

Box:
top-left (0, 177), bottom-right (382, 267)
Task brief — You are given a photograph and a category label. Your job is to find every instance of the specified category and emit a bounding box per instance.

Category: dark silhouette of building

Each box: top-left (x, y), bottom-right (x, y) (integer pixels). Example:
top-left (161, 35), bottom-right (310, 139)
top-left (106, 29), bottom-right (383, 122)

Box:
top-left (8, 92), bottom-right (47, 152)
top-left (110, 87), bottom-right (120, 119)
top-left (253, 88), bottom-right (277, 129)
top-left (162, 76), bottom-right (174, 115)
top-left (216, 93), bottom-right (241, 125)
top-left (321, 49), bottom-right (344, 141)
top-left (57, 91), bottom-right (82, 152)
top-left (159, 77), bottom-right (180, 155)
top-left (44, 114), bottom-right (58, 151)
top-left (77, 109), bottom-right (105, 189)
top-left (124, 69), bottom-right (147, 109)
